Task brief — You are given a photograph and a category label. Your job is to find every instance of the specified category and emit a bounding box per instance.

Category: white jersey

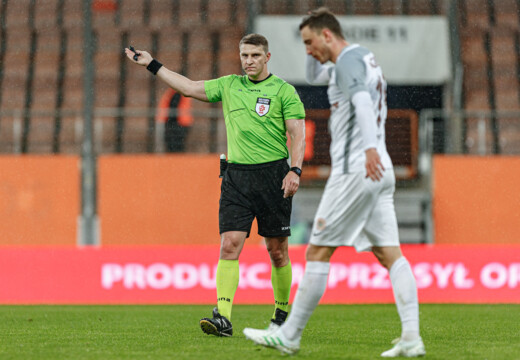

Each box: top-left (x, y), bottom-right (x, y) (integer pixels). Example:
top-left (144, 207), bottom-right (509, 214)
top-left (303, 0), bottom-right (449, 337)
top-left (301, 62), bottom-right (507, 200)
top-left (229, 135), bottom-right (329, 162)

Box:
top-left (305, 45), bottom-right (392, 175)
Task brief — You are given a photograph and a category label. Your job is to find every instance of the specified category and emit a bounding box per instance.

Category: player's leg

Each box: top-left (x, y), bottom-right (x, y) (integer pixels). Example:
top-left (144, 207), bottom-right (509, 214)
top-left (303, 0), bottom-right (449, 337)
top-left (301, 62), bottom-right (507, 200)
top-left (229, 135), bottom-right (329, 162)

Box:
top-left (244, 172), bottom-right (369, 352)
top-left (284, 170), bottom-right (372, 343)
top-left (243, 244), bottom-right (335, 355)
top-left (372, 246), bottom-right (420, 341)
top-left (200, 164), bottom-right (255, 337)
top-left (254, 159), bottom-right (294, 327)
top-left (200, 231), bottom-right (248, 337)
top-left (373, 247), bottom-right (425, 357)
top-left (264, 236), bottom-right (291, 328)
top-left (281, 244), bottom-right (335, 339)
top-left (217, 231), bottom-right (248, 319)
top-left (364, 170), bottom-right (424, 357)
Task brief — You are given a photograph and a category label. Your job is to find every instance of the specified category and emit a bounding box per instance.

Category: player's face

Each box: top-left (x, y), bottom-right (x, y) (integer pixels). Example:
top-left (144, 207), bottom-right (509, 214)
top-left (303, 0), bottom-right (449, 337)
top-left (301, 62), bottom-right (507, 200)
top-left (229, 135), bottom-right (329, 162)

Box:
top-left (240, 44), bottom-right (271, 80)
top-left (300, 26), bottom-right (330, 64)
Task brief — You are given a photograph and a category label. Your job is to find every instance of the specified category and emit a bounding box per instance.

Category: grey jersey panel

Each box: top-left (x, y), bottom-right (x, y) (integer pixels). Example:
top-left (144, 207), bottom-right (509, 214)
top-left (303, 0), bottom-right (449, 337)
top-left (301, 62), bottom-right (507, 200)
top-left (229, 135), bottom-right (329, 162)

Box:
top-left (335, 47), bottom-right (370, 99)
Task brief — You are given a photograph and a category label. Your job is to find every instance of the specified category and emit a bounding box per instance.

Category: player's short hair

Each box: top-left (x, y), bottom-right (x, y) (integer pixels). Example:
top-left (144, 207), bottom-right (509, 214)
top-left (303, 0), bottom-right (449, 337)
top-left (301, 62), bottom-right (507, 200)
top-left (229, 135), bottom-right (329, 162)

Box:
top-left (299, 7), bottom-right (344, 39)
top-left (239, 33), bottom-right (269, 54)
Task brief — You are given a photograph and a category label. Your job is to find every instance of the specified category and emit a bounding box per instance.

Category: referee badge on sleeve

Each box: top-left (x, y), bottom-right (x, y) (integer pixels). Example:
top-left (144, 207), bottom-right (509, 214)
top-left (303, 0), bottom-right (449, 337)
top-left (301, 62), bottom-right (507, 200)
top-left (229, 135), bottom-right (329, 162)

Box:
top-left (255, 97), bottom-right (271, 117)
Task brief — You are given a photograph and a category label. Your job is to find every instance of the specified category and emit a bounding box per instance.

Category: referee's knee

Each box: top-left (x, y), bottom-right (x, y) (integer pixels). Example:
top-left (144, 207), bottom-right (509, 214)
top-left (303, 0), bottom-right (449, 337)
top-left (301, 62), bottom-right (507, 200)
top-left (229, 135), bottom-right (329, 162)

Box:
top-left (268, 249), bottom-right (289, 267)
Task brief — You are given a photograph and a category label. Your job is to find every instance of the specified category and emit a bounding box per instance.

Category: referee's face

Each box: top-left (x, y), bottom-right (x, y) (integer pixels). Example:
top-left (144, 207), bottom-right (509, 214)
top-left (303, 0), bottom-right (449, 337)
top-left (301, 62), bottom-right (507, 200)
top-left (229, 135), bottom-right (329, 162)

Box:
top-left (240, 44), bottom-right (271, 81)
top-left (301, 26), bottom-right (329, 64)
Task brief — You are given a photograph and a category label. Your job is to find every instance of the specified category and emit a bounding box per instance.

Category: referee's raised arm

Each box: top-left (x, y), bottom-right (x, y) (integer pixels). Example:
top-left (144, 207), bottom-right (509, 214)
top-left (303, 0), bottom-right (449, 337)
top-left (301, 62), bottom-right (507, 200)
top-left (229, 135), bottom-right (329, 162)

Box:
top-left (124, 47), bottom-right (209, 102)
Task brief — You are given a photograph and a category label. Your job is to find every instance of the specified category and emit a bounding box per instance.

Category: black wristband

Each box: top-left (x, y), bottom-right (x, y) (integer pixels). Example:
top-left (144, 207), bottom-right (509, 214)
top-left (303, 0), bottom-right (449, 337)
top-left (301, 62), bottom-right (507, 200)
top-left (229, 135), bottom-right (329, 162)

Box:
top-left (290, 167), bottom-right (302, 177)
top-left (146, 59), bottom-right (163, 75)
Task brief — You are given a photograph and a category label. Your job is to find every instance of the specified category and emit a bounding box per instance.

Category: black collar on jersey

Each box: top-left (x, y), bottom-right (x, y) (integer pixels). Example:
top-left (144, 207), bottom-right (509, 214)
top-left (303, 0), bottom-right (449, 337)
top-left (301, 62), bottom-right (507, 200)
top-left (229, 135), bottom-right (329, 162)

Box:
top-left (248, 73), bottom-right (272, 84)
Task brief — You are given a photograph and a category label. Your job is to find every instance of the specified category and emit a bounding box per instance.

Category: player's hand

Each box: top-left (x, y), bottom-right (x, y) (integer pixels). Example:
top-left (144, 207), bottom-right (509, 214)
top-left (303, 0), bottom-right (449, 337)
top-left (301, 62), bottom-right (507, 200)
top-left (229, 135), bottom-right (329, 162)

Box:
top-left (124, 47), bottom-right (153, 66)
top-left (365, 148), bottom-right (384, 181)
top-left (282, 171), bottom-right (300, 198)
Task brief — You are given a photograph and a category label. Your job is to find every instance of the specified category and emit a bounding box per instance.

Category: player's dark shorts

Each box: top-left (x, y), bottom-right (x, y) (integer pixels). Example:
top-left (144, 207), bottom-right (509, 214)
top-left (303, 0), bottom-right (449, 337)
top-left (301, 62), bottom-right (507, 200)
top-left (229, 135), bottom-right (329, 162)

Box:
top-left (219, 158), bottom-right (292, 238)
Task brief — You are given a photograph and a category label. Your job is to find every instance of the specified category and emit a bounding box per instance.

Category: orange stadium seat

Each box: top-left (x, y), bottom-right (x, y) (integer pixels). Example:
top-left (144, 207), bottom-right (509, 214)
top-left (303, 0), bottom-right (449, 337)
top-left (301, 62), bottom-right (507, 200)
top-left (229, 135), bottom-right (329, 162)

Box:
top-left (4, 0), bottom-right (32, 28)
top-left (186, 30), bottom-right (214, 79)
top-left (461, 0), bottom-right (490, 30)
top-left (499, 120), bottom-right (520, 154)
top-left (206, 0), bottom-right (234, 27)
top-left (27, 28), bottom-right (61, 153)
top-left (155, 28), bottom-right (184, 71)
top-left (490, 30), bottom-right (519, 110)
top-left (59, 29), bottom-right (84, 154)
top-left (34, 0), bottom-right (60, 29)
top-left (1, 31), bottom-right (31, 110)
top-left (94, 30), bottom-right (121, 109)
top-left (148, 0), bottom-right (174, 29)
top-left (93, 6), bottom-right (116, 29)
top-left (0, 0), bottom-right (518, 156)
top-left (62, 0), bottom-right (83, 29)
top-left (178, 0), bottom-right (202, 29)
top-left (461, 30), bottom-right (490, 111)
top-left (493, 0), bottom-right (519, 29)
top-left (118, 0), bottom-right (145, 30)
top-left (349, 0), bottom-right (379, 15)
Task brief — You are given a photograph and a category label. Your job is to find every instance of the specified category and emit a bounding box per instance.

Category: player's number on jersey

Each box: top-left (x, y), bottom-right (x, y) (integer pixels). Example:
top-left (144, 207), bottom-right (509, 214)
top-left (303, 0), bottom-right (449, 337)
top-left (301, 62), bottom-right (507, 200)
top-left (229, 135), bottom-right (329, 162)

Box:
top-left (376, 77), bottom-right (386, 128)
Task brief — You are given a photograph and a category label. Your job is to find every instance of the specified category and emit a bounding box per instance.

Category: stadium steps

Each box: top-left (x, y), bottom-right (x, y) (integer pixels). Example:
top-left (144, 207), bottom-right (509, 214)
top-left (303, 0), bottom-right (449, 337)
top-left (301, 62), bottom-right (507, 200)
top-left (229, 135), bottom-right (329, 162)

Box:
top-left (121, 30), bottom-right (155, 153)
top-left (489, 29), bottom-right (519, 111)
top-left (27, 28), bottom-right (61, 154)
top-left (458, 0), bottom-right (520, 154)
top-left (59, 30), bottom-right (84, 154)
top-left (217, 28), bottom-right (243, 77)
top-left (1, 0), bottom-right (519, 155)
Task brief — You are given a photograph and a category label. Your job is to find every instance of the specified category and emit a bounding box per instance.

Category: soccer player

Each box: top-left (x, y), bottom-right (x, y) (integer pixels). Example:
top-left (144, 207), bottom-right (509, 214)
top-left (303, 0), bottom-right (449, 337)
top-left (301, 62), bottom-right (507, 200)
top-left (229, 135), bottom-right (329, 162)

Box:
top-left (125, 34), bottom-right (306, 337)
top-left (243, 8), bottom-right (426, 358)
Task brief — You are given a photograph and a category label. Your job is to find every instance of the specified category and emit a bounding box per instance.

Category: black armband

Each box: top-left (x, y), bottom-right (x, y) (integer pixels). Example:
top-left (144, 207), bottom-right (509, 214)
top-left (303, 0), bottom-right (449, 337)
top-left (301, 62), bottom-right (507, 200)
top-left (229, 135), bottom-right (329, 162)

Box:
top-left (290, 167), bottom-right (302, 177)
top-left (146, 59), bottom-right (163, 75)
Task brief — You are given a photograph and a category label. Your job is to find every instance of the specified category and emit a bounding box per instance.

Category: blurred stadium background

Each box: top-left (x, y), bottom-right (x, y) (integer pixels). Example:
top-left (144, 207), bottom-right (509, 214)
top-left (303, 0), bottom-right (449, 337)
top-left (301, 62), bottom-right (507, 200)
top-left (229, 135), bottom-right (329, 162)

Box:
top-left (0, 0), bottom-right (519, 305)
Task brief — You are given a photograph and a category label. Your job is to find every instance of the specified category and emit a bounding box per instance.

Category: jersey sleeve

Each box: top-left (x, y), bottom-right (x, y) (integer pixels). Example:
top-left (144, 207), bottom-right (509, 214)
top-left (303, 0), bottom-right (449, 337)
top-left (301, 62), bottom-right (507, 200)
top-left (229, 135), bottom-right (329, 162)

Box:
top-left (204, 75), bottom-right (234, 103)
top-left (335, 54), bottom-right (368, 99)
top-left (305, 54), bottom-right (332, 85)
top-left (280, 84), bottom-right (306, 120)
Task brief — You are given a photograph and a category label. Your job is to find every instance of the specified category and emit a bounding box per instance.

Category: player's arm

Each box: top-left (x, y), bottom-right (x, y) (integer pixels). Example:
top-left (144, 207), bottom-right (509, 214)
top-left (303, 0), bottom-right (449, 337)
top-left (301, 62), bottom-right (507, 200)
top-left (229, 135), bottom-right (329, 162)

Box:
top-left (336, 56), bottom-right (384, 181)
top-left (305, 54), bottom-right (331, 85)
top-left (124, 48), bottom-right (209, 102)
top-left (282, 118), bottom-right (305, 198)
top-left (351, 91), bottom-right (384, 181)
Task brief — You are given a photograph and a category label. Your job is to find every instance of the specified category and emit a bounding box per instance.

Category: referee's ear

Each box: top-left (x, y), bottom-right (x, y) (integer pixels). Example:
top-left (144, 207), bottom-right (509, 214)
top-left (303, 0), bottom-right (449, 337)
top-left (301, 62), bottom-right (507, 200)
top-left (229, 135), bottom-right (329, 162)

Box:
top-left (265, 52), bottom-right (271, 63)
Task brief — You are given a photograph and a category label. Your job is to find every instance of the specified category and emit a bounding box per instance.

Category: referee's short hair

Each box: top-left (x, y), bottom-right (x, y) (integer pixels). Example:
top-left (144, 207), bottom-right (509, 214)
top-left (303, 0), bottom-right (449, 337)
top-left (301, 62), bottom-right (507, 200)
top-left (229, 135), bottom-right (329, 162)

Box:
top-left (239, 33), bottom-right (269, 54)
top-left (299, 7), bottom-right (344, 39)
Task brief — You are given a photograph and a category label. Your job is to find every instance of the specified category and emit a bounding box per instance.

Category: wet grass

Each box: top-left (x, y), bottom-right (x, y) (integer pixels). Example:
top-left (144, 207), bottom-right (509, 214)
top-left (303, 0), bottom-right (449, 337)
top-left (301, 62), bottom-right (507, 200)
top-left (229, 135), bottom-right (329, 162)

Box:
top-left (0, 304), bottom-right (518, 359)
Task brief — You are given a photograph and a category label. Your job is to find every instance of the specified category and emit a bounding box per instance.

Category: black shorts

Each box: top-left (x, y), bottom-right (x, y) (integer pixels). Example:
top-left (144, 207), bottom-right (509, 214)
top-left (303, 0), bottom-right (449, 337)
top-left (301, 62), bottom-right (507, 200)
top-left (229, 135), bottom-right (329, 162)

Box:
top-left (219, 158), bottom-right (292, 238)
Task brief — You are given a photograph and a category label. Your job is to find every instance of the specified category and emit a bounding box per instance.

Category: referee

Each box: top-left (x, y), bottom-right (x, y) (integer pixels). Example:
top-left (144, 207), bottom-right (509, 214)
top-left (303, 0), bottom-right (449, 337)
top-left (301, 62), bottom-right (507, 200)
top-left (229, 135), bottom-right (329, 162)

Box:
top-left (125, 33), bottom-right (306, 337)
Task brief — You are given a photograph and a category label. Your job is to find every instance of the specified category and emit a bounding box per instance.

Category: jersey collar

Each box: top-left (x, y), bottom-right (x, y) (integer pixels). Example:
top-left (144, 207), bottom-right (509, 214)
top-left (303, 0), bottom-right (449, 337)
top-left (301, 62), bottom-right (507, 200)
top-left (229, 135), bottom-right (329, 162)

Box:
top-left (247, 73), bottom-right (273, 84)
top-left (336, 44), bottom-right (360, 63)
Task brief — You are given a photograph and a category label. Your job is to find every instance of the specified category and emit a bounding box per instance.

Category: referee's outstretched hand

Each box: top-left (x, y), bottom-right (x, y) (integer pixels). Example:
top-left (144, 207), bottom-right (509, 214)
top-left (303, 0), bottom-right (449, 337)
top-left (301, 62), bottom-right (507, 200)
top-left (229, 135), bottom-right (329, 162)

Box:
top-left (282, 171), bottom-right (300, 198)
top-left (124, 47), bottom-right (153, 67)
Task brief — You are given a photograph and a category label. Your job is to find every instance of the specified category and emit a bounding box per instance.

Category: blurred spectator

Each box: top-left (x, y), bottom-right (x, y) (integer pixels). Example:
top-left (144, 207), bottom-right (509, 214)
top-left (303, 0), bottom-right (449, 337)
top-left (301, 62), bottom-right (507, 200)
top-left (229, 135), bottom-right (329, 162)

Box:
top-left (156, 88), bottom-right (193, 152)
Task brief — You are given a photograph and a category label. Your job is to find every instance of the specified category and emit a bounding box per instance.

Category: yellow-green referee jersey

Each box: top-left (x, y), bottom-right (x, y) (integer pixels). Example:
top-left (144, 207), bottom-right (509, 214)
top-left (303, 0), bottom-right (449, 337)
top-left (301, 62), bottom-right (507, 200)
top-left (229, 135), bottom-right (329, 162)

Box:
top-left (204, 74), bottom-right (306, 165)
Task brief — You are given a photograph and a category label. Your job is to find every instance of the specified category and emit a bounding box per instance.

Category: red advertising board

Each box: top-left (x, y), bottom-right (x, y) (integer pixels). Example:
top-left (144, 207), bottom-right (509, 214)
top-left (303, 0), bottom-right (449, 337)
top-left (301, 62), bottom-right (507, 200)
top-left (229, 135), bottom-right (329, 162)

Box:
top-left (0, 245), bottom-right (519, 304)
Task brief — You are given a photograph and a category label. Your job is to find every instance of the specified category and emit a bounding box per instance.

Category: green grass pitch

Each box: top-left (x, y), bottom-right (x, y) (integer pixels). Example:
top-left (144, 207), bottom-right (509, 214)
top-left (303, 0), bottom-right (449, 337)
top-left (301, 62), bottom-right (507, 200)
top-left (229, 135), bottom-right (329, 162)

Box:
top-left (0, 304), bottom-right (518, 359)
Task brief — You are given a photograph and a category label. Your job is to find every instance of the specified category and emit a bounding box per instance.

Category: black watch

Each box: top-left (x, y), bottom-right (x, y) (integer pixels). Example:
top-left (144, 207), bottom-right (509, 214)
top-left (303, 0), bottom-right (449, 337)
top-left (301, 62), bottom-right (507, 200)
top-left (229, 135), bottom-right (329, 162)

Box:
top-left (290, 167), bottom-right (302, 177)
